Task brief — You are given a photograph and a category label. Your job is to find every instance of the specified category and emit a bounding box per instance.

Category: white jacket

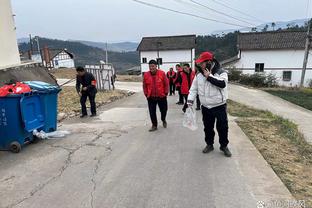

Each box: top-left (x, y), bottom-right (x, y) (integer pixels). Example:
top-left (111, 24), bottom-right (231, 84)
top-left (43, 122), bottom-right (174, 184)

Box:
top-left (188, 69), bottom-right (228, 109)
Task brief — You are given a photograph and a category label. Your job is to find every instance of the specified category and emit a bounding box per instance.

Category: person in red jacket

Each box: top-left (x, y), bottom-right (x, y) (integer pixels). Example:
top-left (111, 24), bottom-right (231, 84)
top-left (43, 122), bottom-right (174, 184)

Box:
top-left (174, 64), bottom-right (184, 105)
top-left (166, 67), bottom-right (176, 96)
top-left (176, 63), bottom-right (195, 112)
top-left (143, 60), bottom-right (169, 132)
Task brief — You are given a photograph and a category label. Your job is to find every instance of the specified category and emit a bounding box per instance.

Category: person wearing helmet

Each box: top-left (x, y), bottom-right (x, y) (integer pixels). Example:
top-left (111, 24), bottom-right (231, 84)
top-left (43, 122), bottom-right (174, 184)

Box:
top-left (187, 52), bottom-right (231, 157)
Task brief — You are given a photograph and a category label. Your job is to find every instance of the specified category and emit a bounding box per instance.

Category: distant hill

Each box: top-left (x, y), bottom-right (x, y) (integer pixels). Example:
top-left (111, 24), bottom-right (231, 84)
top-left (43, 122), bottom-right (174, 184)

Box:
top-left (18, 37), bottom-right (139, 72)
top-left (67, 40), bottom-right (139, 52)
top-left (212, 18), bottom-right (309, 35)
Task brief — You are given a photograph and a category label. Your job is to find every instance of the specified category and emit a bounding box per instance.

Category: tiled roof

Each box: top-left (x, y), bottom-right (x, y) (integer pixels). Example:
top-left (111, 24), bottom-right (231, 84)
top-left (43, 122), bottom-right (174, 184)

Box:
top-left (137, 35), bottom-right (196, 51)
top-left (238, 31), bottom-right (308, 50)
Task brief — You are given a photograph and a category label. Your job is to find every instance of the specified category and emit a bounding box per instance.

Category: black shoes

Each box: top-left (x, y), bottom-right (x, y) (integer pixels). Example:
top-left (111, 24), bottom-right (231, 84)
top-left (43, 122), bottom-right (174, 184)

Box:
top-left (149, 126), bottom-right (158, 132)
top-left (202, 145), bottom-right (232, 157)
top-left (195, 107), bottom-right (201, 111)
top-left (202, 145), bottom-right (214, 154)
top-left (90, 114), bottom-right (97, 117)
top-left (163, 121), bottom-right (167, 128)
top-left (220, 146), bottom-right (232, 157)
top-left (80, 114), bottom-right (87, 118)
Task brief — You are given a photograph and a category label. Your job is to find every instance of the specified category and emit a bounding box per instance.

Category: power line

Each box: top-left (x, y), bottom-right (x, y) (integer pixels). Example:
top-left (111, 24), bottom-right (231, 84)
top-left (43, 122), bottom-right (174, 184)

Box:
top-left (189, 0), bottom-right (256, 26)
top-left (132, 0), bottom-right (250, 27)
top-left (206, 0), bottom-right (264, 23)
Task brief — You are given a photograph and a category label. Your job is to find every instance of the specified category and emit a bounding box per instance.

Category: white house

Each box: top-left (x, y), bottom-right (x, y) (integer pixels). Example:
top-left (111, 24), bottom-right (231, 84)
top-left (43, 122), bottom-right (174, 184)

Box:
top-left (224, 31), bottom-right (312, 87)
top-left (42, 49), bottom-right (75, 69)
top-left (0, 0), bottom-right (21, 69)
top-left (137, 35), bottom-right (196, 73)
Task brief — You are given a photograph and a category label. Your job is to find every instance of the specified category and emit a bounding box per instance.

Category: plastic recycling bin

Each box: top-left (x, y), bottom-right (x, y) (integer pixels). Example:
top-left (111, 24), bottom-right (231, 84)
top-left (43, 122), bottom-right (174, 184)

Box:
top-left (0, 92), bottom-right (45, 153)
top-left (24, 81), bottom-right (61, 133)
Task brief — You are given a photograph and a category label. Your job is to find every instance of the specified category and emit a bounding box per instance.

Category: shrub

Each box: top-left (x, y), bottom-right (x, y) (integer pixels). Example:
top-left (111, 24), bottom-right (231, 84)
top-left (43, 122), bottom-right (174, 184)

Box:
top-left (228, 67), bottom-right (242, 81)
top-left (238, 73), bottom-right (277, 87)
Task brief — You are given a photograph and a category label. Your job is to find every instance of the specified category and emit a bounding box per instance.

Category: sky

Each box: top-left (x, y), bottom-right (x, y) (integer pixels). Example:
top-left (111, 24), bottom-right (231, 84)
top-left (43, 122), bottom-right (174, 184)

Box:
top-left (11, 0), bottom-right (312, 43)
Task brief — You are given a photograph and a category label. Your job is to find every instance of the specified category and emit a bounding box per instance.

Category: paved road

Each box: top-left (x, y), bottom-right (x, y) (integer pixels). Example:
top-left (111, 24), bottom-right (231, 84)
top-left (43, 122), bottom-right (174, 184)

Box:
top-left (0, 83), bottom-right (293, 208)
top-left (229, 84), bottom-right (312, 144)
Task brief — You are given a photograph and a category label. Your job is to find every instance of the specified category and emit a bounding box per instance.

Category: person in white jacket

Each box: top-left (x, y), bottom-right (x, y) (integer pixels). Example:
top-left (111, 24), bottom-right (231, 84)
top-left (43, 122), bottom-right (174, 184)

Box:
top-left (187, 51), bottom-right (232, 157)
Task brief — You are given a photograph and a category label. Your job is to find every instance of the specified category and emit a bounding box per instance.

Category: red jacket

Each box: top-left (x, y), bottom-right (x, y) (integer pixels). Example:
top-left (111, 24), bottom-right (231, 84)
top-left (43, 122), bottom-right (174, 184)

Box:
top-left (180, 70), bottom-right (195, 95)
top-left (166, 71), bottom-right (176, 83)
top-left (143, 70), bottom-right (169, 98)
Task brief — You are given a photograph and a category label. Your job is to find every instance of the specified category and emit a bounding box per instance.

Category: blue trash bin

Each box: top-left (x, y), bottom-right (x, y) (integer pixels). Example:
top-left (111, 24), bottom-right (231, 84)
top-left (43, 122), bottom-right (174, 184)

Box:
top-left (24, 81), bottom-right (61, 133)
top-left (0, 92), bottom-right (45, 153)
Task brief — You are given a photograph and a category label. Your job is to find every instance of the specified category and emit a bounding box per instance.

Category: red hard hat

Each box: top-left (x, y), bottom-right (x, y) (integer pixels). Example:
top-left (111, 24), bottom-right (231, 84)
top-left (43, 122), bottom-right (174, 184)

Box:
top-left (195, 51), bottom-right (214, 64)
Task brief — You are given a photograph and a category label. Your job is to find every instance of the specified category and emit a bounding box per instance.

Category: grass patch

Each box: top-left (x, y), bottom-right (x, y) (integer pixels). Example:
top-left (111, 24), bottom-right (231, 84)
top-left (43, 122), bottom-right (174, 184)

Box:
top-left (50, 68), bottom-right (76, 79)
top-left (265, 88), bottom-right (312, 111)
top-left (58, 86), bottom-right (131, 119)
top-left (117, 75), bottom-right (142, 82)
top-left (228, 100), bottom-right (312, 207)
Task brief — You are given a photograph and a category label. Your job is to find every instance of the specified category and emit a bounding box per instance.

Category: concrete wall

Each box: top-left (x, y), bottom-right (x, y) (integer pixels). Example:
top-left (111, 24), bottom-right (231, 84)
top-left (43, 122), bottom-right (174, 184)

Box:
top-left (53, 59), bottom-right (75, 69)
top-left (231, 49), bottom-right (312, 87)
top-left (140, 49), bottom-right (195, 73)
top-left (0, 0), bottom-right (21, 69)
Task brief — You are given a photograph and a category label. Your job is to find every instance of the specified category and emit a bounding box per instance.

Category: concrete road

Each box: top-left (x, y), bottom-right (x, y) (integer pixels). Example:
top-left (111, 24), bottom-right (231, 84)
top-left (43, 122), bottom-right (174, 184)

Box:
top-left (229, 84), bottom-right (312, 144)
top-left (0, 84), bottom-right (293, 208)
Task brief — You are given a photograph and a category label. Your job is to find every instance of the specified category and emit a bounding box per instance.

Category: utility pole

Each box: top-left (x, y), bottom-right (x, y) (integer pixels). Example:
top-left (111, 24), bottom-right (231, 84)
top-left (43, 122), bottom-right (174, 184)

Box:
top-left (300, 18), bottom-right (312, 87)
top-left (105, 42), bottom-right (108, 64)
top-left (29, 34), bottom-right (33, 53)
top-left (35, 36), bottom-right (40, 54)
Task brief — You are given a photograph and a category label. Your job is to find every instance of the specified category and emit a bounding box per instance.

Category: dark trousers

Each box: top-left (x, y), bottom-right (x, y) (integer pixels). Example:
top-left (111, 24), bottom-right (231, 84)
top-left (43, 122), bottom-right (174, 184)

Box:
top-left (169, 82), bottom-right (176, 95)
top-left (196, 95), bottom-right (201, 109)
top-left (202, 104), bottom-right (229, 148)
top-left (177, 87), bottom-right (184, 103)
top-left (182, 94), bottom-right (188, 112)
top-left (147, 97), bottom-right (168, 127)
top-left (80, 93), bottom-right (96, 115)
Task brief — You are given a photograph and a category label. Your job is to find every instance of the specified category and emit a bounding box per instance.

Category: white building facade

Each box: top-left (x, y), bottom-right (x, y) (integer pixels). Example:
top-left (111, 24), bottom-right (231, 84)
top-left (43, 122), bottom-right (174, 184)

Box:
top-left (225, 31), bottom-right (312, 87)
top-left (0, 0), bottom-right (21, 69)
top-left (42, 49), bottom-right (75, 69)
top-left (137, 35), bottom-right (196, 73)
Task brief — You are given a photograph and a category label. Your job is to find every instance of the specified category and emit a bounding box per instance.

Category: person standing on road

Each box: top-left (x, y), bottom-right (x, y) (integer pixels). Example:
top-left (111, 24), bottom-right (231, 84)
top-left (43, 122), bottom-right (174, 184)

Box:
top-left (187, 52), bottom-right (232, 157)
top-left (174, 64), bottom-right (184, 105)
top-left (143, 60), bottom-right (169, 132)
top-left (76, 66), bottom-right (97, 118)
top-left (175, 63), bottom-right (195, 113)
top-left (166, 67), bottom-right (176, 96)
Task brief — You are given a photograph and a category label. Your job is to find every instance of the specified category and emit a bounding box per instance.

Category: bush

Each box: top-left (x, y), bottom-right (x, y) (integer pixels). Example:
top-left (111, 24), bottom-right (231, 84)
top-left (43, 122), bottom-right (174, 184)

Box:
top-left (308, 79), bottom-right (312, 88)
top-left (228, 68), bottom-right (242, 81)
top-left (238, 73), bottom-right (277, 87)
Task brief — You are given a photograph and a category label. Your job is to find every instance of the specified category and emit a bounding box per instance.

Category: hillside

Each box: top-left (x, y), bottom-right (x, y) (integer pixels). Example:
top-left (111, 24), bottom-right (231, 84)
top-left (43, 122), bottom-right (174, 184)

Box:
top-left (18, 38), bottom-right (139, 72)
top-left (70, 40), bottom-right (139, 52)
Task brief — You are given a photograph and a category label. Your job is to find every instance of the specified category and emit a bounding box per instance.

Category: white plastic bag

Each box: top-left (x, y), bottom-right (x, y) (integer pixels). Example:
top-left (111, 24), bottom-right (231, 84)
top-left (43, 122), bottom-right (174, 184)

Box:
top-left (45, 130), bottom-right (71, 138)
top-left (183, 107), bottom-right (198, 131)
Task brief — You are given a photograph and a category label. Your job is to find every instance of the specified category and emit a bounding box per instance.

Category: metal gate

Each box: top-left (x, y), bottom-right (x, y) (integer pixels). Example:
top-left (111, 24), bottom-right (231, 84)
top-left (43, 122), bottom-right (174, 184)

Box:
top-left (85, 64), bottom-right (115, 91)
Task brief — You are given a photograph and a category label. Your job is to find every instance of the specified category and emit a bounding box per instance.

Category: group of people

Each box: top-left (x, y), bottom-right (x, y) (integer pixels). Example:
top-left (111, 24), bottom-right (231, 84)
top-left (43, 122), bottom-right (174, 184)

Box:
top-left (74, 51), bottom-right (231, 157)
top-left (143, 51), bottom-right (232, 157)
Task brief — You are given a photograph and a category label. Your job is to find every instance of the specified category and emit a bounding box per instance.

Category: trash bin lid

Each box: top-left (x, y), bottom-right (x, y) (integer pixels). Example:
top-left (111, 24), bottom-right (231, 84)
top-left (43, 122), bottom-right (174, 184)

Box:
top-left (20, 95), bottom-right (44, 132)
top-left (23, 81), bottom-right (60, 92)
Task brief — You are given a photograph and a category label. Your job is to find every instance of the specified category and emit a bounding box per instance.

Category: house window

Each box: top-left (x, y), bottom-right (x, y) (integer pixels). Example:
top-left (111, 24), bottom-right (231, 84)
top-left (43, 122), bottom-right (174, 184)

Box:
top-left (255, 63), bottom-right (264, 72)
top-left (142, 58), bottom-right (147, 63)
top-left (157, 58), bottom-right (162, 65)
top-left (283, 71), bottom-right (292, 81)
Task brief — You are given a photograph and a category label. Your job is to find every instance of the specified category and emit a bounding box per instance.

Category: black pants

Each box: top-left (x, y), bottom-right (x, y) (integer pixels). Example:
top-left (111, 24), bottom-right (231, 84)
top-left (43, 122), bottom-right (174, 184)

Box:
top-left (80, 93), bottom-right (96, 115)
top-left (169, 82), bottom-right (176, 95)
top-left (196, 95), bottom-right (201, 109)
top-left (177, 86), bottom-right (184, 104)
top-left (147, 97), bottom-right (168, 127)
top-left (202, 104), bottom-right (229, 148)
top-left (182, 94), bottom-right (188, 112)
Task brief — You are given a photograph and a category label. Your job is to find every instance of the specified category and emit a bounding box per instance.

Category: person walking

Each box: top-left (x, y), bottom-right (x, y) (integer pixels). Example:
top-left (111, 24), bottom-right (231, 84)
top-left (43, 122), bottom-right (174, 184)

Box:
top-left (166, 67), bottom-right (176, 96)
top-left (174, 64), bottom-right (184, 105)
top-left (76, 66), bottom-right (97, 118)
top-left (143, 60), bottom-right (169, 132)
top-left (187, 52), bottom-right (232, 157)
top-left (176, 63), bottom-right (195, 113)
